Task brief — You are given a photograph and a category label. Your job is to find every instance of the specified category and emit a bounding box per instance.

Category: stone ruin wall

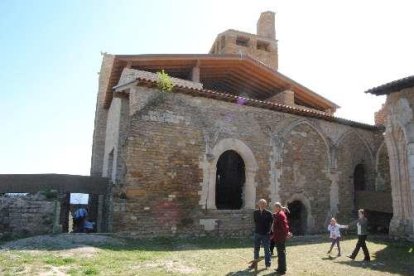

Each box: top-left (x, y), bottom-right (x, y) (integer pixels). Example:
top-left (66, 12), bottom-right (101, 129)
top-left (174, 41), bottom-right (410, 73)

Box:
top-left (0, 194), bottom-right (58, 239)
top-left (107, 85), bottom-right (388, 237)
top-left (383, 87), bottom-right (414, 239)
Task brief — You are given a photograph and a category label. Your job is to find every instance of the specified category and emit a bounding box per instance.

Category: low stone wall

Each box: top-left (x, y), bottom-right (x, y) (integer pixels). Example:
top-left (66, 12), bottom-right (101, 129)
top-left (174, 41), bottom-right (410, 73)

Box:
top-left (355, 191), bottom-right (393, 213)
top-left (0, 193), bottom-right (59, 239)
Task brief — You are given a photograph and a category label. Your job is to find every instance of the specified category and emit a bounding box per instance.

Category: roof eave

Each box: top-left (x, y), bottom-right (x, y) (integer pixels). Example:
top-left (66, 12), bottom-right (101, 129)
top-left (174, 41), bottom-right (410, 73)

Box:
top-left (104, 54), bottom-right (340, 110)
top-left (365, 75), bottom-right (414, 96)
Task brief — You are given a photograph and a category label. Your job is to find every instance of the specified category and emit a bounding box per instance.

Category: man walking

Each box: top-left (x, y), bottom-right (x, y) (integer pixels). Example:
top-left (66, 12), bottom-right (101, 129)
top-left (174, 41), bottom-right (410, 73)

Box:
top-left (251, 199), bottom-right (273, 269)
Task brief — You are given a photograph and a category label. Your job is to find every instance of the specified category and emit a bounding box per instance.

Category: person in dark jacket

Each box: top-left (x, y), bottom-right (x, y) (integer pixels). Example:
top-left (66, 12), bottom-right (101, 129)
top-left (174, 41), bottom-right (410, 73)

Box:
top-left (347, 209), bottom-right (370, 261)
top-left (72, 205), bottom-right (88, 233)
top-left (271, 202), bottom-right (290, 275)
top-left (251, 199), bottom-right (273, 269)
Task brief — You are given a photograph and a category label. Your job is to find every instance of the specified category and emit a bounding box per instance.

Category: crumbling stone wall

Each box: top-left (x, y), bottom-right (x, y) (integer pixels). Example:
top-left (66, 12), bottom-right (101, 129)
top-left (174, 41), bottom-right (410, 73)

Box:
top-left (383, 87), bottom-right (414, 239)
top-left (0, 194), bottom-right (58, 239)
top-left (106, 85), bottom-right (386, 237)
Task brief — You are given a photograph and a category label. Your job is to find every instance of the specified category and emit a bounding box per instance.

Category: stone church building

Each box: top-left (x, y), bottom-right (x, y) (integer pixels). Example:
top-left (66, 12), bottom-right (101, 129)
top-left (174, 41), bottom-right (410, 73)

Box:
top-left (91, 12), bottom-right (393, 237)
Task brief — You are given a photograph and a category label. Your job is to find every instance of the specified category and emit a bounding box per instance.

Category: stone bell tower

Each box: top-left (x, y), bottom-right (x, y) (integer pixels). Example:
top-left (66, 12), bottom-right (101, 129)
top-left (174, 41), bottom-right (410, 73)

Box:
top-left (257, 11), bottom-right (276, 40)
top-left (209, 11), bottom-right (279, 70)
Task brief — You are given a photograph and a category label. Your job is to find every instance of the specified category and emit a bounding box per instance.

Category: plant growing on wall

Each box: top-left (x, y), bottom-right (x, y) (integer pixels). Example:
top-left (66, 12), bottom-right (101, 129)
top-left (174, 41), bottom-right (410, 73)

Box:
top-left (156, 70), bottom-right (174, 92)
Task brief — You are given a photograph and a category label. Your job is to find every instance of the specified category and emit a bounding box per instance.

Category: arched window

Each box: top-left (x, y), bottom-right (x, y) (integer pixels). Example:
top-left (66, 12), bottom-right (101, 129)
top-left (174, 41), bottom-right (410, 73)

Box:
top-left (215, 150), bottom-right (245, 209)
top-left (354, 164), bottom-right (366, 191)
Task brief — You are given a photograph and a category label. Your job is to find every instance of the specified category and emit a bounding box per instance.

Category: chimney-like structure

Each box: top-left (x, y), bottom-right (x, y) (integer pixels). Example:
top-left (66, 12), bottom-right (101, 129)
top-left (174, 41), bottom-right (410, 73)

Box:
top-left (257, 11), bottom-right (276, 40)
top-left (209, 11), bottom-right (279, 70)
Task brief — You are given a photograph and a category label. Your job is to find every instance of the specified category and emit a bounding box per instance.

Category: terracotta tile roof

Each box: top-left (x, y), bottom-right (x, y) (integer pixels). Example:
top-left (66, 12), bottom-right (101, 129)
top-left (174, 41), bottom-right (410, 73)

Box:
top-left (118, 77), bottom-right (381, 131)
top-left (365, 75), bottom-right (414, 95)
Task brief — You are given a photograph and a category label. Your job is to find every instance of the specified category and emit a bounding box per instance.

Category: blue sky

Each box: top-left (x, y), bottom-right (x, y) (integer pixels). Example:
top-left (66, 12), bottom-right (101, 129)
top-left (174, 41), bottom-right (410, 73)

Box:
top-left (1, 0), bottom-right (413, 175)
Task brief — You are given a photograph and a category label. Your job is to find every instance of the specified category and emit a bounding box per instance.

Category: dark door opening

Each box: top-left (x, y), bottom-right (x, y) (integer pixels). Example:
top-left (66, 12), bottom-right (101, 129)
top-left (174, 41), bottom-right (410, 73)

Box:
top-left (216, 150), bottom-right (245, 209)
top-left (354, 164), bottom-right (366, 191)
top-left (287, 200), bottom-right (307, 235)
top-left (353, 164), bottom-right (366, 208)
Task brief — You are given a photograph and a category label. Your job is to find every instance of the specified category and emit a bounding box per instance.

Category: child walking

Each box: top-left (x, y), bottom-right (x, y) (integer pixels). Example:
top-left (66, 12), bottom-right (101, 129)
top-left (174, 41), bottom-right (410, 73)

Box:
top-left (327, 218), bottom-right (348, 256)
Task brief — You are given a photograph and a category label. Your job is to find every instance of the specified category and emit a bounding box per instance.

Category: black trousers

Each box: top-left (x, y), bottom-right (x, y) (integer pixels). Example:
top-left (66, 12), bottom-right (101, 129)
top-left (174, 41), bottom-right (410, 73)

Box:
top-left (350, 235), bottom-right (370, 260)
top-left (270, 239), bottom-right (275, 254)
top-left (275, 241), bottom-right (286, 272)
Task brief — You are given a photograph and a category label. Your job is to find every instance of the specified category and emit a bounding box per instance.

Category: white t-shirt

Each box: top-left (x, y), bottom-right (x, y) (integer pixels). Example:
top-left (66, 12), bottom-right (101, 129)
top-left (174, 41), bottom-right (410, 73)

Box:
top-left (357, 222), bottom-right (361, 235)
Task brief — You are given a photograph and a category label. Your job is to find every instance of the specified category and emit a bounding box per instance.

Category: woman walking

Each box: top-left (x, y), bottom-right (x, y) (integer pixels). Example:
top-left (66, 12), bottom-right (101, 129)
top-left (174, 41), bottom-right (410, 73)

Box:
top-left (347, 209), bottom-right (370, 261)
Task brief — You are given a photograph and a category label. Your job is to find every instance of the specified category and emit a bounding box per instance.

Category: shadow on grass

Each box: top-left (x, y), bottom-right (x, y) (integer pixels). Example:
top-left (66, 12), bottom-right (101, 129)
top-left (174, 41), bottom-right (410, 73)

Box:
top-left (224, 256), bottom-right (281, 276)
top-left (335, 239), bottom-right (414, 276)
top-left (225, 267), bottom-right (269, 276)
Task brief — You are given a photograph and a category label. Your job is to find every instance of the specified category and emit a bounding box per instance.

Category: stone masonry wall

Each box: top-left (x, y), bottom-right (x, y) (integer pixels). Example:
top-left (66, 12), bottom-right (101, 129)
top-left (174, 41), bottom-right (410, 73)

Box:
top-left (384, 87), bottom-right (414, 239)
top-left (0, 194), bottom-right (57, 239)
top-left (91, 54), bottom-right (115, 176)
top-left (108, 86), bottom-right (386, 237)
top-left (266, 90), bottom-right (294, 106)
top-left (102, 97), bottom-right (129, 183)
top-left (279, 123), bottom-right (331, 233)
top-left (336, 130), bottom-right (376, 222)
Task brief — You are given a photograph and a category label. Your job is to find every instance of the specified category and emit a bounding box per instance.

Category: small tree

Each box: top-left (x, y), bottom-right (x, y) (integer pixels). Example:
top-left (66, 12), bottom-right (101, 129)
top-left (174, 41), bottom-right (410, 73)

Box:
top-left (156, 70), bottom-right (174, 92)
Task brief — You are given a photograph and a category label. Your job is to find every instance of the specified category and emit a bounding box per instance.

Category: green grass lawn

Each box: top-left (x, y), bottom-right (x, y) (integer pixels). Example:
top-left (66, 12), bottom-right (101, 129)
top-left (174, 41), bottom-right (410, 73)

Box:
top-left (0, 234), bottom-right (412, 275)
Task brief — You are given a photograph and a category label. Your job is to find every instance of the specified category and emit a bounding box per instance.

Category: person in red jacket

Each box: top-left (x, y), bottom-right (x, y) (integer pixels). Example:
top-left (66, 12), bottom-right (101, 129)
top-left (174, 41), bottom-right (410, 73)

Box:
top-left (271, 202), bottom-right (291, 275)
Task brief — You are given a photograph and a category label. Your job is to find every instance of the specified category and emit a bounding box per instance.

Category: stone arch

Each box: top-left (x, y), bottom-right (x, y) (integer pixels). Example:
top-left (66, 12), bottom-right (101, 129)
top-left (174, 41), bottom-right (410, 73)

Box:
top-left (287, 119), bottom-right (330, 165)
top-left (202, 138), bottom-right (258, 210)
top-left (336, 129), bottom-right (374, 164)
top-left (335, 129), bottom-right (376, 221)
top-left (280, 119), bottom-right (331, 154)
top-left (375, 141), bottom-right (391, 192)
top-left (285, 193), bottom-right (315, 234)
top-left (275, 120), bottom-right (331, 232)
top-left (375, 141), bottom-right (386, 172)
top-left (215, 150), bottom-right (245, 209)
top-left (280, 119), bottom-right (332, 175)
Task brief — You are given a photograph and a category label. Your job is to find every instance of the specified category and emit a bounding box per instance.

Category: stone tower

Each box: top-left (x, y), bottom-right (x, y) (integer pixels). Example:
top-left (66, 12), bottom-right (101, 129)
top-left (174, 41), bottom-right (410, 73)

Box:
top-left (257, 11), bottom-right (276, 39)
top-left (209, 11), bottom-right (278, 70)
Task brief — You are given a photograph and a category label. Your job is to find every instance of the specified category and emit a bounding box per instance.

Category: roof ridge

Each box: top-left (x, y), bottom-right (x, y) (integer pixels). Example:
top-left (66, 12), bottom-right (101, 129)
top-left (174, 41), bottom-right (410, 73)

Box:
top-left (129, 76), bottom-right (379, 130)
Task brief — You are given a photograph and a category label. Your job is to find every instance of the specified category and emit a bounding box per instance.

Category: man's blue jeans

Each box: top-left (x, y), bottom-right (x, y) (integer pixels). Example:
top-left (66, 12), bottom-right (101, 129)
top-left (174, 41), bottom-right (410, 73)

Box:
top-left (254, 233), bottom-right (271, 266)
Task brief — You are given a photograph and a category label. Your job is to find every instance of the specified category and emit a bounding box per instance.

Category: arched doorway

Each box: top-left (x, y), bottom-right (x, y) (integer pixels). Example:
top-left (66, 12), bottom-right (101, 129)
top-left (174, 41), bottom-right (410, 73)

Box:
top-left (287, 201), bottom-right (307, 235)
top-left (215, 150), bottom-right (245, 209)
top-left (354, 164), bottom-right (366, 191)
top-left (353, 164), bottom-right (366, 208)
